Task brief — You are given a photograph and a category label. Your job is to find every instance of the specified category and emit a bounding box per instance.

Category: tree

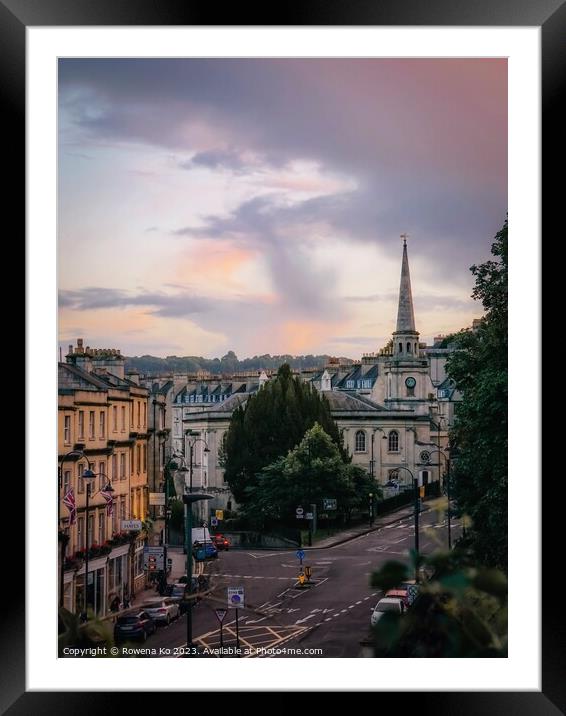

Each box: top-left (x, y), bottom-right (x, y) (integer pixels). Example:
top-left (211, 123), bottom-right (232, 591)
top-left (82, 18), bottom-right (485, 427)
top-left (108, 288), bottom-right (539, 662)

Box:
top-left (369, 549), bottom-right (507, 657)
top-left (241, 423), bottom-right (380, 528)
top-left (222, 363), bottom-right (347, 503)
top-left (446, 219), bottom-right (508, 569)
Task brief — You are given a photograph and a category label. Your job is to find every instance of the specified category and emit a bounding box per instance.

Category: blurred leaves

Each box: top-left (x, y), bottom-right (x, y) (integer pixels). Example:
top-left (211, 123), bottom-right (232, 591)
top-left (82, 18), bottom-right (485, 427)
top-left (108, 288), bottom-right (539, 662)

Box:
top-left (370, 552), bottom-right (507, 658)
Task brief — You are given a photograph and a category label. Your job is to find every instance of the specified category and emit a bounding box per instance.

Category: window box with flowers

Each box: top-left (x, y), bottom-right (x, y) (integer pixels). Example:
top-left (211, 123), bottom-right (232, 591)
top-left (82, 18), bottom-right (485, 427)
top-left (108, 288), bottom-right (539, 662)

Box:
top-left (87, 542), bottom-right (112, 559)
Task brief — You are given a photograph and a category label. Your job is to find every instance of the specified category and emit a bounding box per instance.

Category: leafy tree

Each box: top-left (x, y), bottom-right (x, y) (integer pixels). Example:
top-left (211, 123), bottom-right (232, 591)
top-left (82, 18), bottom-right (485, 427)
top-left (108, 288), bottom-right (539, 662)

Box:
top-left (447, 219), bottom-right (508, 569)
top-left (222, 363), bottom-right (347, 502)
top-left (369, 548), bottom-right (507, 657)
top-left (241, 423), bottom-right (380, 528)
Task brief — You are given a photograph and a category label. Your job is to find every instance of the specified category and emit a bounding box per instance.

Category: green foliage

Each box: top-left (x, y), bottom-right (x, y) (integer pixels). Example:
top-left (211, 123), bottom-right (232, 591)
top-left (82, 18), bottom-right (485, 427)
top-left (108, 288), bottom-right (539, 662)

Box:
top-left (223, 363), bottom-right (347, 503)
top-left (58, 607), bottom-right (116, 656)
top-left (370, 549), bottom-right (507, 657)
top-left (240, 423), bottom-right (380, 529)
top-left (446, 219), bottom-right (508, 569)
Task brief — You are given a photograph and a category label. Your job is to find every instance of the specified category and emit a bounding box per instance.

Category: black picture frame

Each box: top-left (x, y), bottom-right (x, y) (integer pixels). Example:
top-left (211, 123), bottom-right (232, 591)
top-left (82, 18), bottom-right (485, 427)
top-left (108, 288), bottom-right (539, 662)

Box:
top-left (8, 0), bottom-right (559, 710)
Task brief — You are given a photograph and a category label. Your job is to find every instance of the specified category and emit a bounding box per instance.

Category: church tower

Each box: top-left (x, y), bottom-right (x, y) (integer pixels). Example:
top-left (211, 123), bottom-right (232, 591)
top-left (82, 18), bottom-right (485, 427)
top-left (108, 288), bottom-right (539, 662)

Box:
top-left (393, 234), bottom-right (419, 360)
top-left (383, 235), bottom-right (431, 413)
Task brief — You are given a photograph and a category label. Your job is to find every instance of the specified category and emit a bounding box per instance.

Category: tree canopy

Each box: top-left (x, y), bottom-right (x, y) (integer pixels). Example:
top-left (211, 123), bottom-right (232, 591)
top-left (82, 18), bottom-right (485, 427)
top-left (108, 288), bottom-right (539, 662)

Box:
top-left (241, 423), bottom-right (380, 528)
top-left (447, 219), bottom-right (508, 569)
top-left (222, 364), bottom-right (347, 503)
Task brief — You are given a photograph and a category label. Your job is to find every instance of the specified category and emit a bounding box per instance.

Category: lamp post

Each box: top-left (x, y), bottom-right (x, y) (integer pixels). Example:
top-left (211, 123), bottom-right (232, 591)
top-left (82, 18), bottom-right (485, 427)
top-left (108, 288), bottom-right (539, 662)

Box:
top-left (182, 491), bottom-right (212, 655)
top-left (389, 465), bottom-right (420, 582)
top-left (427, 448), bottom-right (452, 550)
top-left (430, 415), bottom-right (445, 492)
top-left (81, 471), bottom-right (114, 621)
top-left (368, 493), bottom-right (374, 527)
top-left (184, 430), bottom-right (210, 493)
top-left (58, 449), bottom-right (91, 608)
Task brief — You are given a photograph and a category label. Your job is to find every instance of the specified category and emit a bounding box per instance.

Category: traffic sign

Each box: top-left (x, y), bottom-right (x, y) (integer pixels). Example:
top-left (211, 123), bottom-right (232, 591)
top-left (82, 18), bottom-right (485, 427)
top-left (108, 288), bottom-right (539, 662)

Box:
top-left (215, 509), bottom-right (224, 520)
top-left (215, 608), bottom-right (228, 623)
top-left (304, 565), bottom-right (312, 580)
top-left (296, 549), bottom-right (305, 561)
top-left (143, 545), bottom-right (164, 570)
top-left (305, 512), bottom-right (313, 520)
top-left (228, 587), bottom-right (245, 609)
top-left (296, 506), bottom-right (304, 518)
top-left (210, 516), bottom-right (218, 527)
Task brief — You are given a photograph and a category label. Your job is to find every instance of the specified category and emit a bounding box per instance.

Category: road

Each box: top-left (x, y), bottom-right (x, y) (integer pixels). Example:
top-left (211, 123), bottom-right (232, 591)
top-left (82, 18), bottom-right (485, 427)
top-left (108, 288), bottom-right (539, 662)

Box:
top-left (132, 507), bottom-right (460, 658)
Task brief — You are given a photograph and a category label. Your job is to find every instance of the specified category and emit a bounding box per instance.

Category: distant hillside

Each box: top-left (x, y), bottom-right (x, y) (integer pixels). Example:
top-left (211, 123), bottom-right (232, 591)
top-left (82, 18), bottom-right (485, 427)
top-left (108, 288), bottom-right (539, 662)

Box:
top-left (125, 351), bottom-right (353, 376)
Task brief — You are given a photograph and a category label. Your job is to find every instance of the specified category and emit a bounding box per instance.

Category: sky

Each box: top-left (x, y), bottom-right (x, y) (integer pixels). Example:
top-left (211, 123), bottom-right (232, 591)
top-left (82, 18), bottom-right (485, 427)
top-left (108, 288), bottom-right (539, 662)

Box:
top-left (58, 58), bottom-right (507, 359)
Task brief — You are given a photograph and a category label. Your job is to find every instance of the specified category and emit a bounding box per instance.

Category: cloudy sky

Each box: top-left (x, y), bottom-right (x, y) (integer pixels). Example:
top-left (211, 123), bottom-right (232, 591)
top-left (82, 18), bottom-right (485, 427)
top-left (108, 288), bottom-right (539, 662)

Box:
top-left (58, 58), bottom-right (507, 358)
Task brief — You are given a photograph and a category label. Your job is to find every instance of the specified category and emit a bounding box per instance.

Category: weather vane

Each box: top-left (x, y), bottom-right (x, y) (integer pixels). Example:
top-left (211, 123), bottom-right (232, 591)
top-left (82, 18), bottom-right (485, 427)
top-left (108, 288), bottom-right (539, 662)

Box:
top-left (400, 233), bottom-right (409, 246)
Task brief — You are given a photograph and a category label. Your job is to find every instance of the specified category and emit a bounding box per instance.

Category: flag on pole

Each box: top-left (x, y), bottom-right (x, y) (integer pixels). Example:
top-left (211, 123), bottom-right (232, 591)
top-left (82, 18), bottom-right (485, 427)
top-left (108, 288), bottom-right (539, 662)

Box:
top-left (63, 487), bottom-right (76, 525)
top-left (101, 486), bottom-right (114, 516)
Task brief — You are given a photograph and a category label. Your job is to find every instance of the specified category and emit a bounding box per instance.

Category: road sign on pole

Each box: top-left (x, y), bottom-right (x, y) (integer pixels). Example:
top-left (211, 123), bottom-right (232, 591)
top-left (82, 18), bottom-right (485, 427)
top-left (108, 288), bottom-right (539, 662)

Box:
top-left (228, 587), bottom-right (245, 609)
top-left (210, 516), bottom-right (218, 527)
top-left (296, 506), bottom-right (304, 518)
top-left (296, 549), bottom-right (305, 566)
top-left (215, 608), bottom-right (227, 623)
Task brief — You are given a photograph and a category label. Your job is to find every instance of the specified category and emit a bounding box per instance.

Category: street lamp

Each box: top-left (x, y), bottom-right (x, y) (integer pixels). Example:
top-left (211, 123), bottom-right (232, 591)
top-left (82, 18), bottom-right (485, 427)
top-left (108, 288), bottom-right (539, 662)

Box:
top-left (161, 454), bottom-right (189, 589)
top-left (388, 465), bottom-right (421, 582)
top-left (81, 471), bottom-right (114, 621)
top-left (429, 415), bottom-right (445, 491)
top-left (184, 430), bottom-right (210, 493)
top-left (182, 490), bottom-right (212, 655)
top-left (58, 450), bottom-right (90, 608)
top-left (368, 493), bottom-right (375, 527)
top-left (426, 448), bottom-right (452, 550)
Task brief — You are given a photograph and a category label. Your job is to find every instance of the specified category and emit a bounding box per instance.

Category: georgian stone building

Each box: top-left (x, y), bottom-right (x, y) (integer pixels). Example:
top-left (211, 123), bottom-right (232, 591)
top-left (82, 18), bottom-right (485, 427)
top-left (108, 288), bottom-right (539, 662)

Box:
top-left (58, 341), bottom-right (150, 615)
top-left (164, 240), bottom-right (463, 521)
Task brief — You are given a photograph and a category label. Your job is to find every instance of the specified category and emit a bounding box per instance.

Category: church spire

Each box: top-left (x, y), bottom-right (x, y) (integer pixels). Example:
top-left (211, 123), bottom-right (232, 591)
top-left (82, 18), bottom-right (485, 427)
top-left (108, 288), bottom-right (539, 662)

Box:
top-left (395, 234), bottom-right (416, 333)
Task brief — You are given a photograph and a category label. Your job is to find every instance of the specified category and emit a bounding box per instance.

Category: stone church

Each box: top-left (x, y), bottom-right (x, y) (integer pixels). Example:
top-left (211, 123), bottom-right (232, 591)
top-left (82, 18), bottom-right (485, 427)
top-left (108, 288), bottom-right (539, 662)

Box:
top-left (170, 238), bottom-right (461, 518)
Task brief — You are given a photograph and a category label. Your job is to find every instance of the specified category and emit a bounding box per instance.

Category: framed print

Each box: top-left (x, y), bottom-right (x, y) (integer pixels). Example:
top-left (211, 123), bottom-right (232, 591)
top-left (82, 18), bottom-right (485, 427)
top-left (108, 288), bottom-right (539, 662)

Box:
top-left (6, 0), bottom-right (559, 709)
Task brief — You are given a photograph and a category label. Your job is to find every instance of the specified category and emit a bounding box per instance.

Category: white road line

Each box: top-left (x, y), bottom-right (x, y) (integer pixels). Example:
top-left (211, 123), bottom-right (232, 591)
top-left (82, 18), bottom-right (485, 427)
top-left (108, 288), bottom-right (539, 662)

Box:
top-left (295, 614), bottom-right (316, 625)
top-left (356, 600), bottom-right (362, 605)
top-left (324, 617), bottom-right (332, 622)
top-left (348, 605), bottom-right (355, 609)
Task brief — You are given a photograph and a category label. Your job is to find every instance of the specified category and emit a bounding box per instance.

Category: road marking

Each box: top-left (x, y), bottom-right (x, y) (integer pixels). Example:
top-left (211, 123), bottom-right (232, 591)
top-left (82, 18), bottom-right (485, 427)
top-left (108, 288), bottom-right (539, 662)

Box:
top-left (348, 605), bottom-right (355, 609)
top-left (324, 617), bottom-right (332, 622)
top-left (356, 600), bottom-right (362, 605)
top-left (247, 552), bottom-right (284, 559)
top-left (295, 614), bottom-right (316, 625)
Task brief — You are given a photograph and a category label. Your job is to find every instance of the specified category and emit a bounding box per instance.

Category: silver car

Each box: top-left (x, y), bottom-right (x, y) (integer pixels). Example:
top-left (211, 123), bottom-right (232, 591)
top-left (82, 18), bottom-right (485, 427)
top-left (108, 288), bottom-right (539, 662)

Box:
top-left (142, 597), bottom-right (180, 625)
top-left (370, 597), bottom-right (405, 627)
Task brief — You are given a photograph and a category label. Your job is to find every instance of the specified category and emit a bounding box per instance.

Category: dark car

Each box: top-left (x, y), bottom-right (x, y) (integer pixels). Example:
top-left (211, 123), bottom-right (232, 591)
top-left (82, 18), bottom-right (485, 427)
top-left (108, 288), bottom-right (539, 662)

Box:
top-left (114, 610), bottom-right (156, 642)
top-left (212, 534), bottom-right (231, 551)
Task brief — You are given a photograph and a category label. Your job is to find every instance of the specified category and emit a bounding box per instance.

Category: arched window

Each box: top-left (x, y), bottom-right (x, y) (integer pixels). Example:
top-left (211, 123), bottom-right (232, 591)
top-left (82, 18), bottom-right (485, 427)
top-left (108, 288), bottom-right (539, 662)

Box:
top-left (355, 430), bottom-right (366, 452)
top-left (388, 430), bottom-right (399, 452)
top-left (407, 342), bottom-right (412, 353)
top-left (414, 342), bottom-right (418, 354)
top-left (398, 342), bottom-right (403, 353)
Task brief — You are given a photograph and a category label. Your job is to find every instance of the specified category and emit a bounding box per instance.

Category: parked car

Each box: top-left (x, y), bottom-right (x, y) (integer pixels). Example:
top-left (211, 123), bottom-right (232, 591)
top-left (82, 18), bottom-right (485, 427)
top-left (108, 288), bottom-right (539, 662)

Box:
top-left (114, 610), bottom-right (157, 642)
top-left (385, 588), bottom-right (410, 608)
top-left (370, 597), bottom-right (405, 627)
top-left (212, 534), bottom-right (230, 551)
top-left (142, 597), bottom-right (180, 625)
top-left (192, 540), bottom-right (218, 560)
top-left (166, 582), bottom-right (195, 614)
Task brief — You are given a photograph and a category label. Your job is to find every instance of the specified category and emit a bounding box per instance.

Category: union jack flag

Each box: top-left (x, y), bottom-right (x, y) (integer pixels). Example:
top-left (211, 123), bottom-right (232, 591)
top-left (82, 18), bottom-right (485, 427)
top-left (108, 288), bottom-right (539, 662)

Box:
top-left (101, 486), bottom-right (114, 516)
top-left (62, 487), bottom-right (76, 525)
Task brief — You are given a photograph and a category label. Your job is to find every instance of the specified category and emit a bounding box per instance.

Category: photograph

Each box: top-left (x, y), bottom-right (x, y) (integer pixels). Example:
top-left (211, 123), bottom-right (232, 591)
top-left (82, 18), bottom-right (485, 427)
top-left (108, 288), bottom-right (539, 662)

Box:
top-left (9, 6), bottom-right (553, 705)
top-left (56, 56), bottom-right (509, 661)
